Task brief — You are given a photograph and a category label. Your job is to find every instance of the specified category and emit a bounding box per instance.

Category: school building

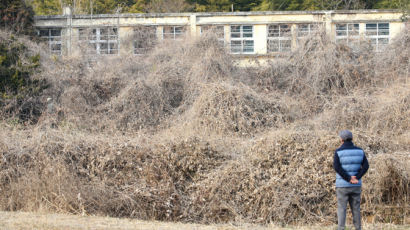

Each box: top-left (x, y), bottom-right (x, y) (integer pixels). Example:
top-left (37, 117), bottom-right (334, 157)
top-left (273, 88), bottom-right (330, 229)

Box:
top-left (34, 8), bottom-right (406, 57)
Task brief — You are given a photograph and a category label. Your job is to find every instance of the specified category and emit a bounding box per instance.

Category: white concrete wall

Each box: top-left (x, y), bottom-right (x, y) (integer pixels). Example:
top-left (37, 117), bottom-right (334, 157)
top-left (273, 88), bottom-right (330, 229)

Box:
top-left (34, 10), bottom-right (407, 57)
top-left (254, 25), bottom-right (267, 54)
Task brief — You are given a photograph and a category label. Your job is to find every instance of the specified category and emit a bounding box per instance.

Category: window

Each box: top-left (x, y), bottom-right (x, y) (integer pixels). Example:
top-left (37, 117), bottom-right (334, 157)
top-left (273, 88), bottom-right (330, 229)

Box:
top-left (163, 26), bottom-right (185, 40)
top-left (335, 23), bottom-right (359, 45)
top-left (366, 23), bottom-right (389, 51)
top-left (78, 27), bottom-right (118, 55)
top-left (200, 25), bottom-right (225, 46)
top-left (267, 24), bottom-right (291, 53)
top-left (78, 28), bottom-right (89, 41)
top-left (133, 26), bottom-right (157, 55)
top-left (230, 25), bottom-right (254, 54)
top-left (38, 28), bottom-right (62, 55)
top-left (297, 24), bottom-right (318, 37)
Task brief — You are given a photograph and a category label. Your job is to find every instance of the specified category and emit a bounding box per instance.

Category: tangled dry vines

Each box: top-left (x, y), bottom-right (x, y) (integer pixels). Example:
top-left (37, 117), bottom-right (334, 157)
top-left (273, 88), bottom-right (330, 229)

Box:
top-left (0, 27), bottom-right (409, 225)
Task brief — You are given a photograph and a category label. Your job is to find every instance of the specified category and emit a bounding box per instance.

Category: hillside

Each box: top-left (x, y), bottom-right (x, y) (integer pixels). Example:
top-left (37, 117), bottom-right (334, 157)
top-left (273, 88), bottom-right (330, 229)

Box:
top-left (0, 27), bottom-right (409, 226)
top-left (28, 0), bottom-right (409, 15)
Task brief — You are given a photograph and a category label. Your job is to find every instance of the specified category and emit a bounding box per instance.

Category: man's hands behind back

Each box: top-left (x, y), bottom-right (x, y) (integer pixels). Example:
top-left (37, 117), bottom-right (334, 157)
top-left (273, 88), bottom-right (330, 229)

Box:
top-left (350, 176), bottom-right (359, 184)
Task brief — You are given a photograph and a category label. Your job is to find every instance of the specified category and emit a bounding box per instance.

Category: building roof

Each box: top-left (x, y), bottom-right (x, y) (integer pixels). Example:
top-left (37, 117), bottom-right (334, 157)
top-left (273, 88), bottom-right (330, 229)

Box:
top-left (34, 9), bottom-right (402, 20)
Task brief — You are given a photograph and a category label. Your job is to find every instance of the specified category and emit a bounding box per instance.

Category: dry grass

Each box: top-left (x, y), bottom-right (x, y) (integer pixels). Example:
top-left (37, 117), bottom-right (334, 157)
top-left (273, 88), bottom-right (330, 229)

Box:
top-left (0, 211), bottom-right (408, 230)
top-left (0, 26), bottom-right (409, 226)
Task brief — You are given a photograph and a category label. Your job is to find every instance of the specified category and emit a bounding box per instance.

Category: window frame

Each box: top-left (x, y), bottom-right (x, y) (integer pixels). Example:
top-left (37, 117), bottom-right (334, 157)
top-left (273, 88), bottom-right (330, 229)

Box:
top-left (200, 25), bottom-right (225, 47)
top-left (230, 25), bottom-right (254, 54)
top-left (78, 27), bottom-right (119, 55)
top-left (297, 23), bottom-right (318, 38)
top-left (365, 22), bottom-right (389, 51)
top-left (133, 26), bottom-right (157, 55)
top-left (267, 24), bottom-right (292, 53)
top-left (335, 23), bottom-right (360, 45)
top-left (162, 26), bottom-right (186, 40)
top-left (38, 28), bottom-right (62, 55)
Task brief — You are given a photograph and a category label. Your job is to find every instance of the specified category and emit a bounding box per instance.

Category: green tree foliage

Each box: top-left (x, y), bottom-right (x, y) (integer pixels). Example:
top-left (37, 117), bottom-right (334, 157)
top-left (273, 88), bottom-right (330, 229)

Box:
top-left (0, 39), bottom-right (38, 97)
top-left (375, 0), bottom-right (410, 21)
top-left (0, 35), bottom-right (48, 123)
top-left (189, 0), bottom-right (262, 12)
top-left (255, 0), bottom-right (406, 11)
top-left (254, 0), bottom-right (292, 11)
top-left (374, 0), bottom-right (409, 9)
top-left (28, 0), bottom-right (409, 14)
top-left (0, 0), bottom-right (35, 34)
top-left (31, 0), bottom-right (148, 15)
top-left (31, 0), bottom-right (61, 15)
top-left (90, 0), bottom-right (146, 14)
top-left (145, 0), bottom-right (193, 13)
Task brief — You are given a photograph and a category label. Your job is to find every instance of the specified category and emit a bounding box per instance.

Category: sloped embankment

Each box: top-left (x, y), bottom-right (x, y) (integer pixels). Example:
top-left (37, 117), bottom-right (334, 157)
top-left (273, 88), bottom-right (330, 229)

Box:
top-left (0, 28), bottom-right (409, 224)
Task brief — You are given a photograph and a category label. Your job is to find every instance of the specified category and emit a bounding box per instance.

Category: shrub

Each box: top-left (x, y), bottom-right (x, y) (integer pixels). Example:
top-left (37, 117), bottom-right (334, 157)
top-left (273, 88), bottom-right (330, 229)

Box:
top-left (0, 0), bottom-right (35, 35)
top-left (0, 32), bottom-right (48, 123)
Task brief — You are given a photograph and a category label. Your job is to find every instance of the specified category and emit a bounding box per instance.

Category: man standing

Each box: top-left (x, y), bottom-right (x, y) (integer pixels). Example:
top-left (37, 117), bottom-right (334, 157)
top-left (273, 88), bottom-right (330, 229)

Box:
top-left (333, 130), bottom-right (369, 230)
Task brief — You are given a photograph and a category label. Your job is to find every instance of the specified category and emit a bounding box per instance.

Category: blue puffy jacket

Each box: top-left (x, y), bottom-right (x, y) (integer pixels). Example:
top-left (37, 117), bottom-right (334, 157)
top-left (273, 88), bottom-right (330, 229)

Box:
top-left (333, 141), bottom-right (369, 188)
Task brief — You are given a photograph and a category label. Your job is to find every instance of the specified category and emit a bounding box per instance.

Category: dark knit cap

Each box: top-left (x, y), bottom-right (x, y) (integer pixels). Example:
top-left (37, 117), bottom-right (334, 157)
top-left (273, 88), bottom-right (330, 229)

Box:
top-left (339, 130), bottom-right (353, 141)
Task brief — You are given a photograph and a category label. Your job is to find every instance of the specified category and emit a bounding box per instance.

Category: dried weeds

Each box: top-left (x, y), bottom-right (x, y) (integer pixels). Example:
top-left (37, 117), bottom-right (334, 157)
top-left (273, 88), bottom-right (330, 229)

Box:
top-left (0, 26), bottom-right (409, 225)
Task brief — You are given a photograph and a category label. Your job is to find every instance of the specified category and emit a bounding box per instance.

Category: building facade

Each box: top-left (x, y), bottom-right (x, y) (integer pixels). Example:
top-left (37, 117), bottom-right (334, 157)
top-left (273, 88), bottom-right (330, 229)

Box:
top-left (34, 9), bottom-right (406, 57)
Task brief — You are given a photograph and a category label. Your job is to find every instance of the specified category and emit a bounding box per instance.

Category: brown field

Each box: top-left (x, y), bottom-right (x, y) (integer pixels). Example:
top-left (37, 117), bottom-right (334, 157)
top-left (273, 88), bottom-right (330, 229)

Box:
top-left (0, 211), bottom-right (409, 230)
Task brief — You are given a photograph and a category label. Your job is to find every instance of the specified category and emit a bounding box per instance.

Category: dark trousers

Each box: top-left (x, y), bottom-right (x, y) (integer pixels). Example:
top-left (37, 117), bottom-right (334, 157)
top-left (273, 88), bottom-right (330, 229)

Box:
top-left (336, 187), bottom-right (362, 230)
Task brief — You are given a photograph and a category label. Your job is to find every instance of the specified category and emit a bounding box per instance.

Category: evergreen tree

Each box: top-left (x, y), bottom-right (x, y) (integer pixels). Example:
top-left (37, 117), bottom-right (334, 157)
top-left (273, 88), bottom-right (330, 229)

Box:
top-left (254, 0), bottom-right (405, 11)
top-left (31, 0), bottom-right (61, 15)
top-left (375, 0), bottom-right (409, 11)
top-left (0, 0), bottom-right (35, 34)
top-left (0, 1), bottom-right (48, 123)
top-left (190, 0), bottom-right (262, 12)
top-left (254, 0), bottom-right (291, 11)
top-left (287, 0), bottom-right (304, 10)
top-left (30, 0), bottom-right (148, 15)
top-left (25, 0), bottom-right (410, 15)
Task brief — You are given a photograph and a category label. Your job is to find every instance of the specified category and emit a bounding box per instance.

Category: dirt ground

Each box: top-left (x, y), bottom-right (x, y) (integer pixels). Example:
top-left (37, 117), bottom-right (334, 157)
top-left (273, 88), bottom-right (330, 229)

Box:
top-left (0, 211), bottom-right (408, 230)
